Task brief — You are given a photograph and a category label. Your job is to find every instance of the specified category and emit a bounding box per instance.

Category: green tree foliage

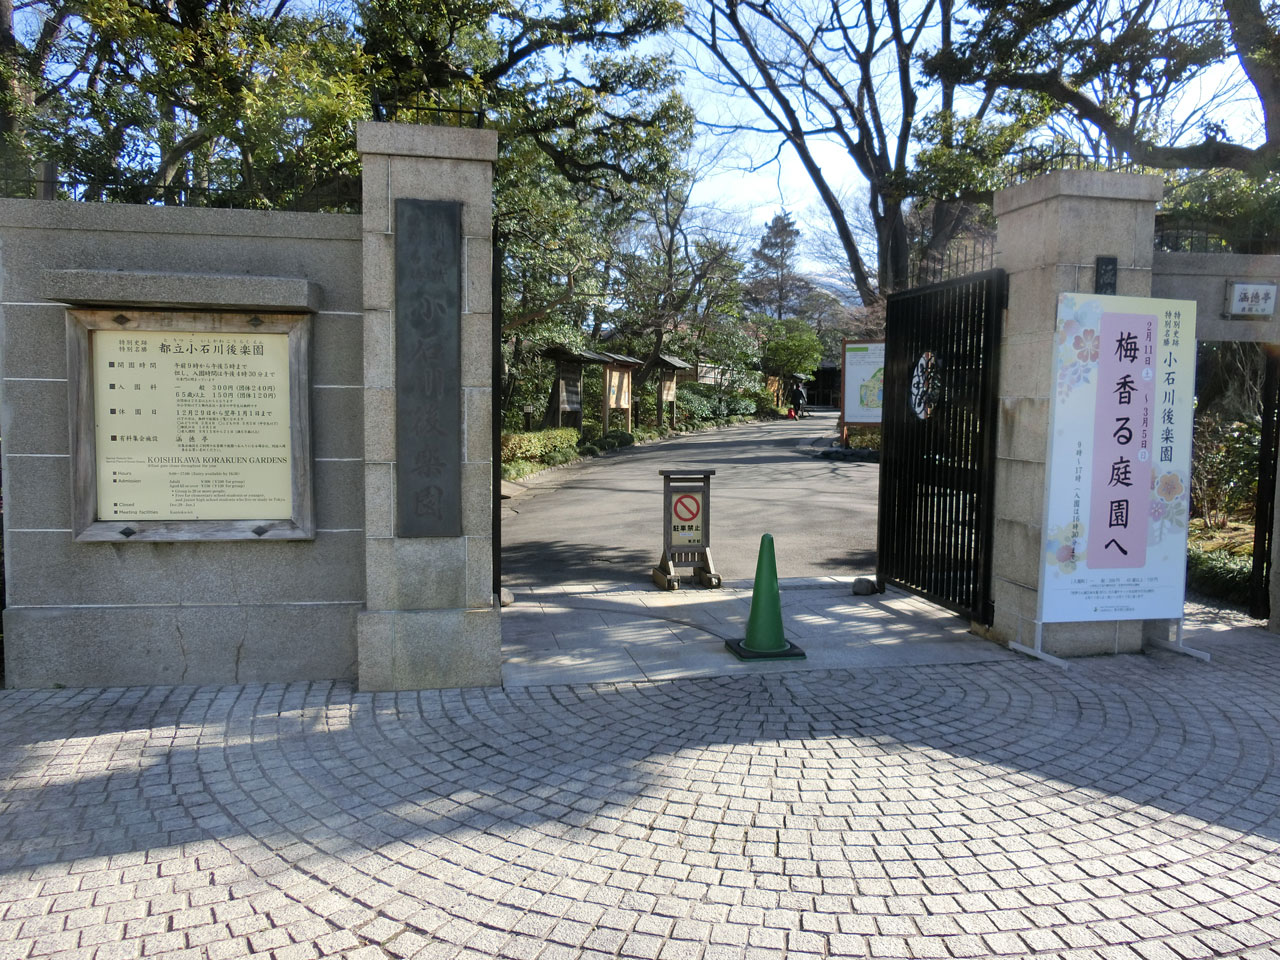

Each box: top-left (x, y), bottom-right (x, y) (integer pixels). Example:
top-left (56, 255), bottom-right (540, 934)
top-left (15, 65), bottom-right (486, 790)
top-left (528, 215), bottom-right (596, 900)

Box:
top-left (759, 317), bottom-right (822, 380)
top-left (799, 288), bottom-right (868, 366)
top-left (1190, 414), bottom-right (1260, 527)
top-left (5, 0), bottom-right (692, 213)
top-left (1159, 169), bottom-right (1280, 252)
top-left (577, 168), bottom-right (760, 426)
top-left (360, 0), bottom-right (693, 194)
top-left (499, 163), bottom-right (758, 430)
top-left (928, 0), bottom-right (1280, 177)
top-left (9, 0), bottom-right (367, 205)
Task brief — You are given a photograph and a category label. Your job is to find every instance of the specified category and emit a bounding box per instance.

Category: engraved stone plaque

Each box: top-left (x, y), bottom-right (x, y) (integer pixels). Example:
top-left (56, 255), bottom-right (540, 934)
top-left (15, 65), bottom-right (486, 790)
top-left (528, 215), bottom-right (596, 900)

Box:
top-left (395, 199), bottom-right (463, 538)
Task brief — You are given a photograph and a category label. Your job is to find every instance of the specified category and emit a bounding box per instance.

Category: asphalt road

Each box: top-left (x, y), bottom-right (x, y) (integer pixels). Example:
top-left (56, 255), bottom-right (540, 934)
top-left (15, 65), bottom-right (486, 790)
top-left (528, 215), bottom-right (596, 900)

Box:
top-left (500, 409), bottom-right (879, 590)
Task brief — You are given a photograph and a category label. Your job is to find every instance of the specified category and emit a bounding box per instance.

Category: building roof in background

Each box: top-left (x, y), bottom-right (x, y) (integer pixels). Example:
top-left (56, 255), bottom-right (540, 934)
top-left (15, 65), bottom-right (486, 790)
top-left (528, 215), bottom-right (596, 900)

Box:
top-left (540, 345), bottom-right (690, 369)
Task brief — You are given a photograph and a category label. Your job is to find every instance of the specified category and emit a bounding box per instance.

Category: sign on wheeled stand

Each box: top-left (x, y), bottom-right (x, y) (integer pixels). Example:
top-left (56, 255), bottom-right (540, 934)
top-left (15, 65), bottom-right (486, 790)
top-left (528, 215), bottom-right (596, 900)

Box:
top-left (653, 469), bottom-right (721, 590)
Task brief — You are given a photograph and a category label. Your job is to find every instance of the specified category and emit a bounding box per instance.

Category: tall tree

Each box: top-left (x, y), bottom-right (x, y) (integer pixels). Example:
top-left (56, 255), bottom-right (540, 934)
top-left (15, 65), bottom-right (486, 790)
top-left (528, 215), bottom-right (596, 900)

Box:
top-left (12, 0), bottom-right (369, 204)
top-left (686, 0), bottom-right (978, 301)
top-left (8, 0), bottom-right (692, 208)
top-left (361, 0), bottom-right (693, 196)
top-left (929, 0), bottom-right (1280, 176)
top-left (606, 173), bottom-right (744, 415)
top-left (745, 211), bottom-right (810, 324)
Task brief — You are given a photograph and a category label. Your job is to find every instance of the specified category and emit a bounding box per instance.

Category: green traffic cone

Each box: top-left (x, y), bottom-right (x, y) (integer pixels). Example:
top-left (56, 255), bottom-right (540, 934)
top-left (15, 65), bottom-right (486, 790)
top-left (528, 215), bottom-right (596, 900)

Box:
top-left (726, 534), bottom-right (806, 661)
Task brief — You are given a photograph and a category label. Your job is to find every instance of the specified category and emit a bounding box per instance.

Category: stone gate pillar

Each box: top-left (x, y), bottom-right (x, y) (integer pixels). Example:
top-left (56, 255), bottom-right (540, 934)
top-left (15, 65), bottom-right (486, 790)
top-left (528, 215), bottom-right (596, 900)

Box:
top-left (991, 171), bottom-right (1167, 656)
top-left (355, 123), bottom-right (500, 689)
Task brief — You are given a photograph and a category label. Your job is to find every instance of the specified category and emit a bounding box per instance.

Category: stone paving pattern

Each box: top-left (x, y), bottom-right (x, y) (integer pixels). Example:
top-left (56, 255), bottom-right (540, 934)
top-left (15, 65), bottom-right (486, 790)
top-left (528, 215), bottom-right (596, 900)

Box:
top-left (501, 581), bottom-right (1015, 687)
top-left (4, 615), bottom-right (1280, 959)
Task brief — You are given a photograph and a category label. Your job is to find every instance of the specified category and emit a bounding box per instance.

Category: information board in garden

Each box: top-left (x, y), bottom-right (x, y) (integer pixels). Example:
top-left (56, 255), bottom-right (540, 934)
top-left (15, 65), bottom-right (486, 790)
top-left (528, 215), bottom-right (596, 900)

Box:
top-left (841, 341), bottom-right (885, 424)
top-left (1039, 294), bottom-right (1197, 622)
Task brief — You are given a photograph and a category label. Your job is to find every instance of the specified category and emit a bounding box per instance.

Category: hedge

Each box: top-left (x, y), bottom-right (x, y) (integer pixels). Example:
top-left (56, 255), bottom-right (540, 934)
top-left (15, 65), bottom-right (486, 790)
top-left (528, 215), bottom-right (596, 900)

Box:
top-left (500, 428), bottom-right (580, 464)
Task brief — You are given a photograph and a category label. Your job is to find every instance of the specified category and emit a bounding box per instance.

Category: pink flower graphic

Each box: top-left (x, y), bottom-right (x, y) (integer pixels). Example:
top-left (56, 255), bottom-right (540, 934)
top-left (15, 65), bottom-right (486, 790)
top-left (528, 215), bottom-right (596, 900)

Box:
top-left (1073, 329), bottom-right (1099, 363)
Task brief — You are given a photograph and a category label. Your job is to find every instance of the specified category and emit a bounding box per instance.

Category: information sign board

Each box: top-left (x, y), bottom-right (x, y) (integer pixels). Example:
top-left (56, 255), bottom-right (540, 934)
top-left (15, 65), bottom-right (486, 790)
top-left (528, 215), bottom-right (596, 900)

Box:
top-left (92, 330), bottom-right (293, 521)
top-left (1227, 280), bottom-right (1277, 317)
top-left (605, 365), bottom-right (631, 409)
top-left (559, 363), bottom-right (583, 411)
top-left (841, 341), bottom-right (885, 424)
top-left (660, 374), bottom-right (677, 403)
top-left (1039, 294), bottom-right (1196, 621)
top-left (68, 309), bottom-right (313, 541)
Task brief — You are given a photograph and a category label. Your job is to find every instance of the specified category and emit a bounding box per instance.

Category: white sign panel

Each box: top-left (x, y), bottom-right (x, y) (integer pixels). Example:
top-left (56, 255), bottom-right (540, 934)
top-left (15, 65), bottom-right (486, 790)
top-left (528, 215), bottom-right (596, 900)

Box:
top-left (92, 329), bottom-right (293, 522)
top-left (841, 341), bottom-right (885, 424)
top-left (1227, 281), bottom-right (1277, 317)
top-left (1039, 294), bottom-right (1197, 622)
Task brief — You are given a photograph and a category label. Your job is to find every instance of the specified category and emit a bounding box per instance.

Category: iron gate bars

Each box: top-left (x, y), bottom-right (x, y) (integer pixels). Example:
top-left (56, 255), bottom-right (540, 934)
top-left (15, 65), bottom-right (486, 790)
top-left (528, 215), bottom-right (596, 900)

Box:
top-left (878, 269), bottom-right (1006, 625)
top-left (1252, 348), bottom-right (1280, 621)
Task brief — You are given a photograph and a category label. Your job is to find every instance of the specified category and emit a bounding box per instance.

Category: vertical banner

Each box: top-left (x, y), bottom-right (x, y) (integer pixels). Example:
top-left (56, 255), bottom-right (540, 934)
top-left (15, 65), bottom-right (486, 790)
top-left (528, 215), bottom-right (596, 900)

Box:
top-left (841, 341), bottom-right (886, 424)
top-left (1039, 294), bottom-right (1196, 621)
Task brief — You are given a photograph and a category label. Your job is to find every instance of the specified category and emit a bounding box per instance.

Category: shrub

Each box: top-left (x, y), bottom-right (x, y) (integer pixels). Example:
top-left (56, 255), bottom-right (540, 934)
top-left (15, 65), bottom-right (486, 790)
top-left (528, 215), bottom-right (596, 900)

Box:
top-left (744, 386), bottom-right (782, 416)
top-left (675, 383), bottom-right (716, 422)
top-left (1190, 414), bottom-right (1259, 527)
top-left (501, 459), bottom-right (540, 481)
top-left (675, 381), bottom-right (769, 423)
top-left (605, 429), bottom-right (634, 447)
top-left (1186, 546), bottom-right (1253, 605)
top-left (578, 443), bottom-right (601, 457)
top-left (500, 428), bottom-right (580, 464)
top-left (844, 426), bottom-right (882, 451)
top-left (543, 447), bottom-right (577, 467)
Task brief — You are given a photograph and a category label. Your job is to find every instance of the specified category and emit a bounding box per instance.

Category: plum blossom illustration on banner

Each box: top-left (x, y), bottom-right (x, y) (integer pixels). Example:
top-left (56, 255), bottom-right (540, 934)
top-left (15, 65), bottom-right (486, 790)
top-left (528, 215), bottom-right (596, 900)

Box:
top-left (1054, 294), bottom-right (1105, 401)
top-left (1044, 522), bottom-right (1085, 574)
top-left (1149, 470), bottom-right (1188, 542)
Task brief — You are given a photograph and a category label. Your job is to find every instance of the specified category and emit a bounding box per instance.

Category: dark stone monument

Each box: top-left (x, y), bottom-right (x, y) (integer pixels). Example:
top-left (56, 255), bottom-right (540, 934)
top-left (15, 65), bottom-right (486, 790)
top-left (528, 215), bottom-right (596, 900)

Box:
top-left (395, 199), bottom-right (462, 537)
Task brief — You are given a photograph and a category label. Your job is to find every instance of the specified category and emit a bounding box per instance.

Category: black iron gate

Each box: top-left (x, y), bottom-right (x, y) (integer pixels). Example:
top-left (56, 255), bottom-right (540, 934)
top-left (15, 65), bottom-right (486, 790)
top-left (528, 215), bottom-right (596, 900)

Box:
top-left (1251, 349), bottom-right (1280, 620)
top-left (877, 269), bottom-right (1006, 624)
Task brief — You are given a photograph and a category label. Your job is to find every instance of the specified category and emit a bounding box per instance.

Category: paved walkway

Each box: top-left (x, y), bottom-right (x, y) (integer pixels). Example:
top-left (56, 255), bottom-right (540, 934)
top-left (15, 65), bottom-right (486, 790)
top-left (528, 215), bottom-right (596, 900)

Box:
top-left (3, 599), bottom-right (1280, 959)
top-left (501, 580), bottom-right (1014, 687)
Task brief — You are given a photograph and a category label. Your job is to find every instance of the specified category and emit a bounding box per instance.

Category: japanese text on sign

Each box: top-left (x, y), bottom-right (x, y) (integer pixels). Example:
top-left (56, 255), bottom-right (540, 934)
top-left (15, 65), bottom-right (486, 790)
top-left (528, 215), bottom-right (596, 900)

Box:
top-left (1040, 294), bottom-right (1196, 622)
top-left (93, 330), bottom-right (293, 521)
top-left (670, 492), bottom-right (704, 545)
top-left (1228, 281), bottom-right (1277, 317)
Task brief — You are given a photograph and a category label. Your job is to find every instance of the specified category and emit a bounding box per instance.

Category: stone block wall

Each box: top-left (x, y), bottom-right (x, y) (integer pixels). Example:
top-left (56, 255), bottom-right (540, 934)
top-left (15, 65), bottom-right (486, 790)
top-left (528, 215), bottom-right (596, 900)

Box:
top-left (990, 171), bottom-right (1165, 657)
top-left (0, 203), bottom-right (366, 686)
top-left (1152, 251), bottom-right (1280, 343)
top-left (355, 123), bottom-right (502, 691)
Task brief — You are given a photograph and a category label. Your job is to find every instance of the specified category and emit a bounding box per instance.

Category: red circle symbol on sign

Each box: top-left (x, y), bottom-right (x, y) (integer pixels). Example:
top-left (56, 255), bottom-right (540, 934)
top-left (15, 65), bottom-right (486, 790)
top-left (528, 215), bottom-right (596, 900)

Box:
top-left (673, 494), bottom-right (701, 522)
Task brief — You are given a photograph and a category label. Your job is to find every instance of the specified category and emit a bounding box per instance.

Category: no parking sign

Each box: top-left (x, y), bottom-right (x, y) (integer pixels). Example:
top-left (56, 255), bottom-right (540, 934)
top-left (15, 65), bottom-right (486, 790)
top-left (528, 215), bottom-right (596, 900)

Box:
top-left (653, 469), bottom-right (719, 589)
top-left (671, 492), bottom-right (703, 545)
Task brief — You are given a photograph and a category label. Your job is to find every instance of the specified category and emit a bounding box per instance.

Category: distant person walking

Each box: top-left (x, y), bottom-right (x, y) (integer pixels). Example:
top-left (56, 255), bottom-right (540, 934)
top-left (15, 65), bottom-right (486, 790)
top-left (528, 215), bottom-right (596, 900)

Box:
top-left (790, 381), bottom-right (807, 419)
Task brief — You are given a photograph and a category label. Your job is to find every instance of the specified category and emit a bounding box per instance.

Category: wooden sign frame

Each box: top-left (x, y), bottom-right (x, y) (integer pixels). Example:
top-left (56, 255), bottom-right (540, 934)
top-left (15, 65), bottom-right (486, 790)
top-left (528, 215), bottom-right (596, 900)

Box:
top-left (67, 308), bottom-right (315, 542)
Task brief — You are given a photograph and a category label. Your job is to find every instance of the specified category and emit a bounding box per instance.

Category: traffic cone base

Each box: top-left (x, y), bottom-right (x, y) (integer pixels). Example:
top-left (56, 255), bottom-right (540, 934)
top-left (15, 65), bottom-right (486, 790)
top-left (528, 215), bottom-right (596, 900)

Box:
top-left (725, 636), bottom-right (806, 661)
top-left (728, 533), bottom-right (805, 661)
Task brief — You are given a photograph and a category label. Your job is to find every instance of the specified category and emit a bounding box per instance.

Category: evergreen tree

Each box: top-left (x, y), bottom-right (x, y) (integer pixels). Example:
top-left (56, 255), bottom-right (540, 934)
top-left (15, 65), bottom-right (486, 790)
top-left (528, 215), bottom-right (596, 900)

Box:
top-left (745, 212), bottom-right (811, 326)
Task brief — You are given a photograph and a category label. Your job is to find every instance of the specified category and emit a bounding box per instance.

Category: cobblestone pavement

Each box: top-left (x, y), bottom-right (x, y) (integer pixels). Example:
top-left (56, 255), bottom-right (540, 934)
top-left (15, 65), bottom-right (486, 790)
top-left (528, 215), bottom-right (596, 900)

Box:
top-left (4, 619), bottom-right (1280, 959)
